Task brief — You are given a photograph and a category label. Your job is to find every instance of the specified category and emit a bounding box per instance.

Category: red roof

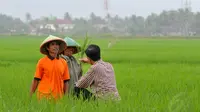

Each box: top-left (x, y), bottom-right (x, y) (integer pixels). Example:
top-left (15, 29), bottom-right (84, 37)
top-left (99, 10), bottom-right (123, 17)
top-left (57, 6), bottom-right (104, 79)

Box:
top-left (56, 19), bottom-right (72, 24)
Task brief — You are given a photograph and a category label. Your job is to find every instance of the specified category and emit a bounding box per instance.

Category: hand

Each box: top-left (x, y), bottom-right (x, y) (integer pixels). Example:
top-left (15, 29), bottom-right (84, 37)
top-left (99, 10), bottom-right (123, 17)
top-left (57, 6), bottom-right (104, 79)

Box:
top-left (79, 57), bottom-right (89, 63)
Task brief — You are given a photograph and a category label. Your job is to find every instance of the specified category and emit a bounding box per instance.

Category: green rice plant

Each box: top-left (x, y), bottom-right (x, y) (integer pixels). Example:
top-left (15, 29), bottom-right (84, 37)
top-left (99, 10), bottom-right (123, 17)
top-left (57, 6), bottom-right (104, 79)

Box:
top-left (1, 35), bottom-right (200, 111)
top-left (80, 32), bottom-right (91, 59)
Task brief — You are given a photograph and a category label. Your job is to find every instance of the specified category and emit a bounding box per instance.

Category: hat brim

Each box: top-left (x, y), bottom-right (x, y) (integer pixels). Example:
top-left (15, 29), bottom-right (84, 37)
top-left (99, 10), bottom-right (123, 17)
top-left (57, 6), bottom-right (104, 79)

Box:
top-left (40, 39), bottom-right (67, 55)
top-left (72, 46), bottom-right (81, 54)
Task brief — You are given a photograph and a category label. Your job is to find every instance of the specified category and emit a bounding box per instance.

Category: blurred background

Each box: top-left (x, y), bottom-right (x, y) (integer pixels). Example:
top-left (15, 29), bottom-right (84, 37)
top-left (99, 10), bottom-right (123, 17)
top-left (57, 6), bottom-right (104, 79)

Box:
top-left (0, 0), bottom-right (200, 38)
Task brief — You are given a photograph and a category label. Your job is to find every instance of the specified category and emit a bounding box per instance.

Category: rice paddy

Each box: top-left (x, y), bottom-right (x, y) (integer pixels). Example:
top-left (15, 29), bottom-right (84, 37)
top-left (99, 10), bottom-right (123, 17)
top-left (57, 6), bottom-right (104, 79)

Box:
top-left (0, 35), bottom-right (200, 112)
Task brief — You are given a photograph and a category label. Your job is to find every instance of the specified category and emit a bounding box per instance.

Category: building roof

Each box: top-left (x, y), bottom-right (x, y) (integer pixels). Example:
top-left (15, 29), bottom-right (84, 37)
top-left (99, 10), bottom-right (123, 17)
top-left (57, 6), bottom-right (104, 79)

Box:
top-left (56, 19), bottom-right (72, 24)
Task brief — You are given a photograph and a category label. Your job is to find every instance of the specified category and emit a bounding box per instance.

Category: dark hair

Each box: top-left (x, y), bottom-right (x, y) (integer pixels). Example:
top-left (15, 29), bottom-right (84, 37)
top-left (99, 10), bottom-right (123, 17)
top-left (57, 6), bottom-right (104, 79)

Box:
top-left (85, 44), bottom-right (101, 61)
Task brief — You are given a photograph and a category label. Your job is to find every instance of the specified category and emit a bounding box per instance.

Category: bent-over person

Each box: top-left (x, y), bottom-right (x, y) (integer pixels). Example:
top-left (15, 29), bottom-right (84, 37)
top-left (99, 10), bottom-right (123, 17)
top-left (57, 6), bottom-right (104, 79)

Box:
top-left (74, 44), bottom-right (121, 101)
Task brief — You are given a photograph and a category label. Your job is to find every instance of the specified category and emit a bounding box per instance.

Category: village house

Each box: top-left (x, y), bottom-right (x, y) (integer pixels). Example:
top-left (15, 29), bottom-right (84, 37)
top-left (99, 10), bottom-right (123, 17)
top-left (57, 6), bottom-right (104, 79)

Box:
top-left (34, 18), bottom-right (75, 33)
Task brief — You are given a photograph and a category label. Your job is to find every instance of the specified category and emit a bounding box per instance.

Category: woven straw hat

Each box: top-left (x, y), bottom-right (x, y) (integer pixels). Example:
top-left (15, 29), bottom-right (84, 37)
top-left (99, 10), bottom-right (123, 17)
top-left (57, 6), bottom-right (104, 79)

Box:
top-left (40, 35), bottom-right (67, 55)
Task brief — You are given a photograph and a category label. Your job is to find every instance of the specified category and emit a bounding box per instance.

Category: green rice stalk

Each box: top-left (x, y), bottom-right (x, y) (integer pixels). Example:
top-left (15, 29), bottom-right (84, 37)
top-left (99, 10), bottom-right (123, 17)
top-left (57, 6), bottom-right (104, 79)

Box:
top-left (78, 32), bottom-right (91, 73)
top-left (80, 32), bottom-right (91, 58)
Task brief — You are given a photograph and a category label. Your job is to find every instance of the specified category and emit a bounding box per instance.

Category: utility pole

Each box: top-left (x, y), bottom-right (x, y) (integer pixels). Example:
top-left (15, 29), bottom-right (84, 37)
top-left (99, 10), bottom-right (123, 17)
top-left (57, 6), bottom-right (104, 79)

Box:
top-left (182, 0), bottom-right (192, 37)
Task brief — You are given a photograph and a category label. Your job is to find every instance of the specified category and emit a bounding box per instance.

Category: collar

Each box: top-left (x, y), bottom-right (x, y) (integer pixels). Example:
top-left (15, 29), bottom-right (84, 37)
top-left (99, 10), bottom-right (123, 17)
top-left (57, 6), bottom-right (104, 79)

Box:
top-left (47, 54), bottom-right (59, 60)
top-left (61, 55), bottom-right (74, 60)
top-left (94, 59), bottom-right (102, 65)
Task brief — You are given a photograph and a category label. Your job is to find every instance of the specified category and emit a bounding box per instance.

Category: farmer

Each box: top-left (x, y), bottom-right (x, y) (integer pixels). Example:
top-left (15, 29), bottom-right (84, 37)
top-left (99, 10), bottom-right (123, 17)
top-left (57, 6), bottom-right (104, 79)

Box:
top-left (60, 37), bottom-right (82, 94)
top-left (74, 44), bottom-right (121, 101)
top-left (30, 35), bottom-right (70, 101)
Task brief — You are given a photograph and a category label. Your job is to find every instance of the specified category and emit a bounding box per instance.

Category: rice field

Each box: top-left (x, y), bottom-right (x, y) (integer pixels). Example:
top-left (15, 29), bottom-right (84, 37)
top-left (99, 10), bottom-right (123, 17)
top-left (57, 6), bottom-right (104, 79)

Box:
top-left (0, 35), bottom-right (200, 112)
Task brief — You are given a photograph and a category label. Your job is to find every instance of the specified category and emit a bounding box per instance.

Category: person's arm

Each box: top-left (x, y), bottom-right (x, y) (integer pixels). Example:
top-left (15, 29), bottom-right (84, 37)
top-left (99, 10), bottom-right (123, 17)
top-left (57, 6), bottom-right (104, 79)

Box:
top-left (63, 80), bottom-right (69, 94)
top-left (30, 78), bottom-right (40, 97)
top-left (76, 66), bottom-right (95, 88)
top-left (79, 57), bottom-right (90, 64)
top-left (62, 59), bottom-right (70, 94)
top-left (77, 57), bottom-right (90, 80)
top-left (30, 59), bottom-right (43, 97)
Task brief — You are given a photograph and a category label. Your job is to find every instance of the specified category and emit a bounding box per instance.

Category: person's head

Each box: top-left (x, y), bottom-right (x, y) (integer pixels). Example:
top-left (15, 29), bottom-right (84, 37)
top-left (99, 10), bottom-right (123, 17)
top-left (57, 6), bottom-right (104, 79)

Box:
top-left (45, 40), bottom-right (60, 55)
top-left (61, 37), bottom-right (81, 57)
top-left (85, 44), bottom-right (101, 64)
top-left (63, 47), bottom-right (77, 57)
top-left (40, 35), bottom-right (66, 57)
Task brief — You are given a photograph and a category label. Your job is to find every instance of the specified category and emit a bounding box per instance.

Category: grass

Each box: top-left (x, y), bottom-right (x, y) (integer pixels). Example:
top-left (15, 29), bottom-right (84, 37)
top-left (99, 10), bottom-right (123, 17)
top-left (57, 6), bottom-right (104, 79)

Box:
top-left (0, 36), bottom-right (200, 111)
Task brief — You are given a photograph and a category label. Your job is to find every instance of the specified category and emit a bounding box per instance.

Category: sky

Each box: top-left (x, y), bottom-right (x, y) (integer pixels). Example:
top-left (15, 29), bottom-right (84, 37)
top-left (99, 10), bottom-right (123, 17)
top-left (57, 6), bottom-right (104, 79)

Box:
top-left (1, 0), bottom-right (200, 21)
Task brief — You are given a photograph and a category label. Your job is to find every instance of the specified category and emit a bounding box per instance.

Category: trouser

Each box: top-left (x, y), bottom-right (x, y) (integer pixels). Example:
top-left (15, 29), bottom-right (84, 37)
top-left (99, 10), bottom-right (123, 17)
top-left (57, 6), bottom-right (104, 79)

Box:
top-left (73, 87), bottom-right (96, 101)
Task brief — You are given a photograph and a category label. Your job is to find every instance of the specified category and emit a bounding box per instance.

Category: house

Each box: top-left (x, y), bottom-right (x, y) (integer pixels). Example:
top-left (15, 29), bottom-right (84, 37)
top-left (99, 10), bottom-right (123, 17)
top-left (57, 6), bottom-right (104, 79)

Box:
top-left (55, 19), bottom-right (75, 30)
top-left (36, 18), bottom-right (75, 32)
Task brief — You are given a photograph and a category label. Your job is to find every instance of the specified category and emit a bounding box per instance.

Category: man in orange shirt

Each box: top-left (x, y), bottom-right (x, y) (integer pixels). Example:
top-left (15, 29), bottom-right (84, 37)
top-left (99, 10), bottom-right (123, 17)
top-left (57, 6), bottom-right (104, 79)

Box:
top-left (30, 35), bottom-right (70, 101)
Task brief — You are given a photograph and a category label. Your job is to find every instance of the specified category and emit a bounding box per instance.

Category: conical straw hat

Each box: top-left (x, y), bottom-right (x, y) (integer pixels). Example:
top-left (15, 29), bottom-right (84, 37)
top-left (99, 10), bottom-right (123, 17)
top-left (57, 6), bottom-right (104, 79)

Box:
top-left (40, 35), bottom-right (67, 55)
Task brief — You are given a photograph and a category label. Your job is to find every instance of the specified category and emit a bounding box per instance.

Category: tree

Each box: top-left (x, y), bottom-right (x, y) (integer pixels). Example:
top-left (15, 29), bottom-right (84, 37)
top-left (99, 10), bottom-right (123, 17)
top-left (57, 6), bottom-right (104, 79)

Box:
top-left (25, 12), bottom-right (31, 23)
top-left (64, 12), bottom-right (71, 21)
top-left (90, 12), bottom-right (96, 24)
top-left (0, 14), bottom-right (28, 34)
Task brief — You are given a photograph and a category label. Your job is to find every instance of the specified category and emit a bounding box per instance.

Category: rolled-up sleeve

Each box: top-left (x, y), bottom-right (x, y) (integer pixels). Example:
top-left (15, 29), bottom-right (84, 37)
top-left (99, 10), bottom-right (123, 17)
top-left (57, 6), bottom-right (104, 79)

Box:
top-left (76, 66), bottom-right (95, 88)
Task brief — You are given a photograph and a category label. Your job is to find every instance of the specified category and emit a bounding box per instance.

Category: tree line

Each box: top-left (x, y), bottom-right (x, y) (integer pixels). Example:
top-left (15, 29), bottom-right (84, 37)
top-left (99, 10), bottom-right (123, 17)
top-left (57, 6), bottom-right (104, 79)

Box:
top-left (0, 7), bottom-right (200, 36)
